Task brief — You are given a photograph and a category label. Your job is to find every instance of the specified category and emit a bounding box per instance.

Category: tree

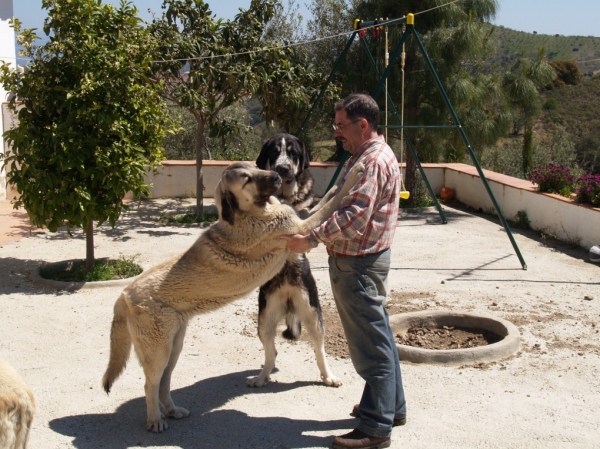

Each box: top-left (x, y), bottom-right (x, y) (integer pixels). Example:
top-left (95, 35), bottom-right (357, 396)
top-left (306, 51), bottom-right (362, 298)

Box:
top-left (0, 0), bottom-right (171, 271)
top-left (309, 0), bottom-right (507, 201)
top-left (502, 48), bottom-right (556, 176)
top-left (149, 0), bottom-right (335, 218)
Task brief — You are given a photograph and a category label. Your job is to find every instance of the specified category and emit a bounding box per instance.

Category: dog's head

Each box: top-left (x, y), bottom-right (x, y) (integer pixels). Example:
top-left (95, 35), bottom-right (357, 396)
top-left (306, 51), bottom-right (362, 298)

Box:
top-left (215, 161), bottom-right (282, 225)
top-left (256, 133), bottom-right (309, 183)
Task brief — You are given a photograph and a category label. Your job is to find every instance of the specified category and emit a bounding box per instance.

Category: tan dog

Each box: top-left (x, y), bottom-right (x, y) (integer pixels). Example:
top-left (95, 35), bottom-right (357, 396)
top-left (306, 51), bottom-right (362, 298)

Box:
top-left (0, 357), bottom-right (35, 449)
top-left (102, 161), bottom-right (365, 432)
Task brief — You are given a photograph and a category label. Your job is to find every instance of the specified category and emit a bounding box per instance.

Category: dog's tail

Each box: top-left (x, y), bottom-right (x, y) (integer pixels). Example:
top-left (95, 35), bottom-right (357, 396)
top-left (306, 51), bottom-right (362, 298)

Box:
top-left (282, 314), bottom-right (302, 340)
top-left (102, 295), bottom-right (131, 394)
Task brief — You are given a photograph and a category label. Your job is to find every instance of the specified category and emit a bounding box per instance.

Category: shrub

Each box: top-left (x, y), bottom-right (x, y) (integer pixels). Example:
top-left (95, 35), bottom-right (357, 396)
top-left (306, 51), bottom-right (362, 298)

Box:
top-left (529, 163), bottom-right (574, 196)
top-left (512, 210), bottom-right (531, 230)
top-left (575, 174), bottom-right (600, 206)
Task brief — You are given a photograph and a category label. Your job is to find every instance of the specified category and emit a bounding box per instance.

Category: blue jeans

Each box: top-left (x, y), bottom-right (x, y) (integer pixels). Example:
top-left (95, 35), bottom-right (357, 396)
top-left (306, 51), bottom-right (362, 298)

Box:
top-left (329, 249), bottom-right (406, 438)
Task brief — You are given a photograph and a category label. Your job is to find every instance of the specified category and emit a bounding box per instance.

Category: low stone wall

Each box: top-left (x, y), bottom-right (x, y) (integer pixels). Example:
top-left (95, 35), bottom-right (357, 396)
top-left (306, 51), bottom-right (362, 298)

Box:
top-left (441, 164), bottom-right (600, 249)
top-left (142, 161), bottom-right (600, 249)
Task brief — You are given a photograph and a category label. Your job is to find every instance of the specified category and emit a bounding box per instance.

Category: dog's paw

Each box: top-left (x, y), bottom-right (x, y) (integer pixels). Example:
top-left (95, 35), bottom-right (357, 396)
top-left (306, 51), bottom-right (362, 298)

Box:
top-left (146, 417), bottom-right (169, 433)
top-left (322, 375), bottom-right (342, 387)
top-left (166, 406), bottom-right (190, 420)
top-left (341, 163), bottom-right (365, 194)
top-left (247, 375), bottom-right (269, 388)
top-left (347, 163), bottom-right (365, 183)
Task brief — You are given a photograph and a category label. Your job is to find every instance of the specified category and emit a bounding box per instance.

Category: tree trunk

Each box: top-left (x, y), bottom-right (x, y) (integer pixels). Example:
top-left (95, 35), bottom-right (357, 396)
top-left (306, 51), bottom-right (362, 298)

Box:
top-left (404, 106), bottom-right (419, 208)
top-left (85, 220), bottom-right (95, 273)
top-left (194, 112), bottom-right (205, 219)
top-left (522, 120), bottom-right (533, 177)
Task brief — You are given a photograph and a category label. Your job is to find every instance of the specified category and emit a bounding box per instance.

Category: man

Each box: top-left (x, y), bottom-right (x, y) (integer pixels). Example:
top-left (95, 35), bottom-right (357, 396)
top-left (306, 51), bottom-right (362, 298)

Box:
top-left (282, 93), bottom-right (406, 449)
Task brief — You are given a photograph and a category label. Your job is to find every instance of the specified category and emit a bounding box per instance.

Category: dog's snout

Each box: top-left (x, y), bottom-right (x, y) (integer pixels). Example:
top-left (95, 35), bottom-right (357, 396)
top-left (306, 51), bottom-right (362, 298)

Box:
top-left (270, 171), bottom-right (282, 188)
top-left (275, 165), bottom-right (292, 179)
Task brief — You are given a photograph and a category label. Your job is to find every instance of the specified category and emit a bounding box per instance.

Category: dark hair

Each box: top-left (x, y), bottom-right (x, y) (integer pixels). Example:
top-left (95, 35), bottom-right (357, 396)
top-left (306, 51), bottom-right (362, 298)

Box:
top-left (334, 93), bottom-right (379, 131)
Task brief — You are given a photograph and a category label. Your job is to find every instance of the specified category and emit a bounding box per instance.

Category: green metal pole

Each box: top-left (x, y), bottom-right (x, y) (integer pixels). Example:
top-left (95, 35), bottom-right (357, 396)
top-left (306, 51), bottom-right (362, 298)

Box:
top-left (410, 26), bottom-right (527, 269)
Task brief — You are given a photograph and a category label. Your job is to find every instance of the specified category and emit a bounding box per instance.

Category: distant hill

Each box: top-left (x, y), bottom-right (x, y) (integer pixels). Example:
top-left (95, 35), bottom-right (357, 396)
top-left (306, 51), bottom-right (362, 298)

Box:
top-left (486, 25), bottom-right (600, 77)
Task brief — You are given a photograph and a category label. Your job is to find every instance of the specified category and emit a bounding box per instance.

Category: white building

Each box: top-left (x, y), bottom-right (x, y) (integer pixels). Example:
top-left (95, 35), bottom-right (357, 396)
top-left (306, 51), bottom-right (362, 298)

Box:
top-left (1, 0), bottom-right (16, 200)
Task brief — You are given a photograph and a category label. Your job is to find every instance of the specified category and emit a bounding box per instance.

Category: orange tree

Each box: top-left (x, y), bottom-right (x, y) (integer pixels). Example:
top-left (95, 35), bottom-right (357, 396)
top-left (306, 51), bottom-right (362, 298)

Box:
top-left (0, 0), bottom-right (172, 271)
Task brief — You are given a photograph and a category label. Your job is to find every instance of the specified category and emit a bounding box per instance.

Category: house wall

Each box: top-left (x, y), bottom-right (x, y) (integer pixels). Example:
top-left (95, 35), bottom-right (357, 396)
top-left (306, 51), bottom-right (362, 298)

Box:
top-left (0, 0), bottom-right (16, 200)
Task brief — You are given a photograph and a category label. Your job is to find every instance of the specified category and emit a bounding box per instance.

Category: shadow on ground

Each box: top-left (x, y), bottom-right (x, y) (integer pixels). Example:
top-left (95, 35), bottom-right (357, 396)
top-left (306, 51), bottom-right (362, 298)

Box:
top-left (444, 199), bottom-right (594, 264)
top-left (49, 370), bottom-right (354, 449)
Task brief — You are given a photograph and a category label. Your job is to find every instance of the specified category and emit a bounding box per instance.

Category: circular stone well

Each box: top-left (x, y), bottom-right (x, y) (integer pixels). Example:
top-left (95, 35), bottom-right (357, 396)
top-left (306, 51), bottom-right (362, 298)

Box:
top-left (389, 310), bottom-right (520, 365)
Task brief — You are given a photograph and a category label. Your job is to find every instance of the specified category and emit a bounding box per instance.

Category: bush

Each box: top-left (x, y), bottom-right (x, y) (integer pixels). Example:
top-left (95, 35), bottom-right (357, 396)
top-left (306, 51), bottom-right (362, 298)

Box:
top-left (575, 174), bottom-right (600, 206)
top-left (529, 163), bottom-right (575, 196)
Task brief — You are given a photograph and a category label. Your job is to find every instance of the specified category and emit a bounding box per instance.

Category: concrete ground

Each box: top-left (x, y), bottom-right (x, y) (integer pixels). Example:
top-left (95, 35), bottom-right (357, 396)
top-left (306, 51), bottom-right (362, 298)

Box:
top-left (0, 198), bottom-right (599, 448)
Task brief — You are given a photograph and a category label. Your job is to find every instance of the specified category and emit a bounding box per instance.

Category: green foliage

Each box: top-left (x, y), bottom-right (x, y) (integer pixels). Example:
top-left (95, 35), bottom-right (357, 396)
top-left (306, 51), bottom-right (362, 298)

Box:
top-left (162, 102), bottom-right (262, 160)
top-left (543, 98), bottom-right (558, 110)
top-left (479, 128), bottom-right (580, 180)
top-left (540, 76), bottom-right (600, 172)
top-left (512, 210), bottom-right (531, 230)
top-left (39, 254), bottom-right (142, 282)
top-left (574, 135), bottom-right (600, 174)
top-left (0, 0), bottom-right (171, 234)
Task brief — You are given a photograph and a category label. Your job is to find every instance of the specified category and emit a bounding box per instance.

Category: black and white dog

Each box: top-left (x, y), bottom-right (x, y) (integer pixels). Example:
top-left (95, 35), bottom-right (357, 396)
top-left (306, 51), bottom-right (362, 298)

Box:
top-left (247, 133), bottom-right (341, 388)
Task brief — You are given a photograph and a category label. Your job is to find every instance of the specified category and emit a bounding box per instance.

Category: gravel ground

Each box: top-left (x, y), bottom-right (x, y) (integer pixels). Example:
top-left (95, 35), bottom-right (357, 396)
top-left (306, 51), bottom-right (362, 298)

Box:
top-left (1, 198), bottom-right (599, 449)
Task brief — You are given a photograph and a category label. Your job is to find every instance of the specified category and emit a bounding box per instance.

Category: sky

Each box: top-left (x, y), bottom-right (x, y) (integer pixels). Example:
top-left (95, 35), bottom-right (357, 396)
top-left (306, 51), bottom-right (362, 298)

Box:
top-left (8, 0), bottom-right (600, 47)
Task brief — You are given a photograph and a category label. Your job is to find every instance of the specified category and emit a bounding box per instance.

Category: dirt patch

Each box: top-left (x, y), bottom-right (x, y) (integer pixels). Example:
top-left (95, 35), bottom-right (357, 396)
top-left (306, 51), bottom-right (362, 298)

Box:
top-left (395, 326), bottom-right (502, 349)
top-left (312, 291), bottom-right (487, 358)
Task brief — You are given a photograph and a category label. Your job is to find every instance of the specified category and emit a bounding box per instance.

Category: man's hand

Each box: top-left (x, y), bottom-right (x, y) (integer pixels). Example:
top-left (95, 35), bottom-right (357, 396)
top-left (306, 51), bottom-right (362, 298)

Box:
top-left (280, 234), bottom-right (313, 253)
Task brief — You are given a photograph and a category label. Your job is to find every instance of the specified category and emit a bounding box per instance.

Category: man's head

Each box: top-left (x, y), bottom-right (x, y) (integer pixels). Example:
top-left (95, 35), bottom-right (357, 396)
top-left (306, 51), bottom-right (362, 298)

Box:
top-left (333, 93), bottom-right (380, 154)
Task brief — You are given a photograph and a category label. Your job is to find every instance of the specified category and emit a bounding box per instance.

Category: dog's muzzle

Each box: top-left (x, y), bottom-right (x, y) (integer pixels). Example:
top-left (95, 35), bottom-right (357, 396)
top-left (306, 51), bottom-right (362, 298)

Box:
top-left (275, 166), bottom-right (294, 182)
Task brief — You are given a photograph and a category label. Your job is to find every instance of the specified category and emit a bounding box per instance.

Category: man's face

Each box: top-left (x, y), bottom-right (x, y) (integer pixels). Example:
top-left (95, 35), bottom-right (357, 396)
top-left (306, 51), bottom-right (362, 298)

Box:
top-left (333, 109), bottom-right (364, 154)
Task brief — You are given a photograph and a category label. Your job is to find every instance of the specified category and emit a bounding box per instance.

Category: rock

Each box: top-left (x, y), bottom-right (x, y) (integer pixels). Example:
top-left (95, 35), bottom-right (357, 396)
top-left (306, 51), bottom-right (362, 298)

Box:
top-left (584, 295), bottom-right (594, 301)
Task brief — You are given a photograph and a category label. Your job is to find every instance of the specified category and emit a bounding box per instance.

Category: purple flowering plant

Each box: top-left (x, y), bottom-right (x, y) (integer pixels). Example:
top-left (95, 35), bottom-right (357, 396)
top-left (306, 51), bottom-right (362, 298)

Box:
top-left (575, 174), bottom-right (600, 206)
top-left (529, 163), bottom-right (574, 196)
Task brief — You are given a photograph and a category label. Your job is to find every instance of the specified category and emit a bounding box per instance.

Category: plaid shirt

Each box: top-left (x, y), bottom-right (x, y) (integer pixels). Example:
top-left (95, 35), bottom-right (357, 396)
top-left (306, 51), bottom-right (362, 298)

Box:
top-left (310, 135), bottom-right (400, 256)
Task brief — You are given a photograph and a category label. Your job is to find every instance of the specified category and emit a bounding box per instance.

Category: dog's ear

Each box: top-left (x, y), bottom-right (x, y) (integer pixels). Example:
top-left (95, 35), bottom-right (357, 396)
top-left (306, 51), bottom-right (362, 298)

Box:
top-left (298, 138), bottom-right (310, 170)
top-left (256, 141), bottom-right (270, 169)
top-left (220, 189), bottom-right (238, 226)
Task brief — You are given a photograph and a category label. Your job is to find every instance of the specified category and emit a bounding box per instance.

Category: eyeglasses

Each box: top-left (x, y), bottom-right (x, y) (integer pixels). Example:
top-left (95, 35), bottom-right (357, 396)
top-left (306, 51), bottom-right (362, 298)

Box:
top-left (332, 119), bottom-right (362, 131)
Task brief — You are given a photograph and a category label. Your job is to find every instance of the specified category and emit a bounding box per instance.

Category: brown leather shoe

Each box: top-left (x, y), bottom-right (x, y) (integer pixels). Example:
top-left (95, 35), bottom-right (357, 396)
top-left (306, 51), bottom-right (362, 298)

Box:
top-left (332, 428), bottom-right (391, 449)
top-left (351, 404), bottom-right (407, 426)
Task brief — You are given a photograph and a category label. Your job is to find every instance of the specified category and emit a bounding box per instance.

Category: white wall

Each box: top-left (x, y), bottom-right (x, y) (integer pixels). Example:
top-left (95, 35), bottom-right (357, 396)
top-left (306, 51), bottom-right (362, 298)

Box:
top-left (0, 0), bottom-right (16, 200)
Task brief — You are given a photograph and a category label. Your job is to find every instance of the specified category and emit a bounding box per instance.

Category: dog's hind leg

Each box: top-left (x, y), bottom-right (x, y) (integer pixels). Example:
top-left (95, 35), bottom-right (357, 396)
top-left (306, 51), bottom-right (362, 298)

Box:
top-left (159, 321), bottom-right (190, 421)
top-left (131, 316), bottom-right (178, 433)
top-left (247, 289), bottom-right (287, 388)
top-left (140, 344), bottom-right (171, 433)
top-left (295, 289), bottom-right (342, 387)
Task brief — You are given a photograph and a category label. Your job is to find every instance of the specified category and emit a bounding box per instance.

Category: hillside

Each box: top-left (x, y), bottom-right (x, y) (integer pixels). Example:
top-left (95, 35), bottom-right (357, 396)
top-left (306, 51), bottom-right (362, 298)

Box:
top-left (487, 25), bottom-right (600, 77)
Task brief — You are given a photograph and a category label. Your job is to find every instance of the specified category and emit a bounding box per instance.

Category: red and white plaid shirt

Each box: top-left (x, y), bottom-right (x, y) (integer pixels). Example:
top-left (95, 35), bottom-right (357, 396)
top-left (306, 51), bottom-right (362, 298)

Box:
top-left (310, 135), bottom-right (400, 256)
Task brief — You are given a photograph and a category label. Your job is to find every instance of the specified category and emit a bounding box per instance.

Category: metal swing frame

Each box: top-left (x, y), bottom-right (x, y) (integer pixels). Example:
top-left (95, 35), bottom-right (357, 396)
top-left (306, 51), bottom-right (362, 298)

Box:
top-left (295, 14), bottom-right (527, 270)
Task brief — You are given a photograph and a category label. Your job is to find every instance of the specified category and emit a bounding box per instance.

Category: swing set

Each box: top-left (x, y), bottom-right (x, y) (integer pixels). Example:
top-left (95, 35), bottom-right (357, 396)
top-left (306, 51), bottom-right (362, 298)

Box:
top-left (295, 13), bottom-right (527, 270)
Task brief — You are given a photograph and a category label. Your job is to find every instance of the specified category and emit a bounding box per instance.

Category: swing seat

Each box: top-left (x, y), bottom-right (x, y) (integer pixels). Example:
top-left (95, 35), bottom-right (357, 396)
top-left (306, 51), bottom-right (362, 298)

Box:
top-left (400, 191), bottom-right (410, 199)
